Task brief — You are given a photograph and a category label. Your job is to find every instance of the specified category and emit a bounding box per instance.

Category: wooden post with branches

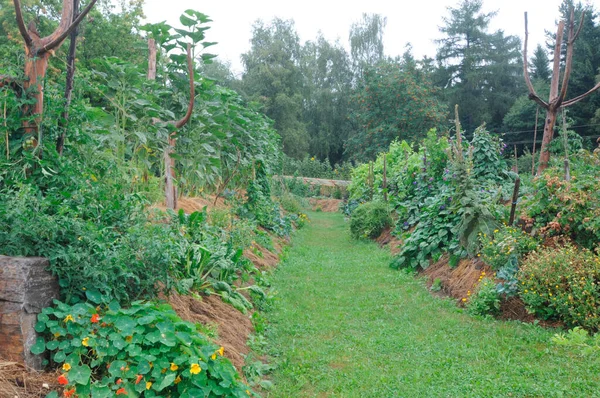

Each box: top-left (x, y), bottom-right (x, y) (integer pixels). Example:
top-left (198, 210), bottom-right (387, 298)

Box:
top-left (6, 0), bottom-right (98, 148)
top-left (523, 9), bottom-right (600, 175)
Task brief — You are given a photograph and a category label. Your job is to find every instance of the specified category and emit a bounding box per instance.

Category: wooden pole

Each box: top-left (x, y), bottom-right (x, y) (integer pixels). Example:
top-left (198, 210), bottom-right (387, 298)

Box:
top-left (514, 145), bottom-right (518, 174)
top-left (532, 107), bottom-right (539, 176)
top-left (509, 177), bottom-right (521, 225)
top-left (562, 108), bottom-right (571, 181)
top-left (383, 154), bottom-right (387, 202)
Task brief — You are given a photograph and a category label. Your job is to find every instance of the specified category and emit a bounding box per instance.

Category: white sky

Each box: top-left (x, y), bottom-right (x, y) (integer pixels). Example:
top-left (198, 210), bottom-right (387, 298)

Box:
top-left (142, 0), bottom-right (582, 76)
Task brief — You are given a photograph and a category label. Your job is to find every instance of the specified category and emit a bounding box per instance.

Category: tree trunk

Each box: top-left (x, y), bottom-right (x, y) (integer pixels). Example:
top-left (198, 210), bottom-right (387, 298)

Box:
top-left (536, 109), bottom-right (558, 175)
top-left (22, 51), bottom-right (51, 141)
top-left (164, 136), bottom-right (177, 209)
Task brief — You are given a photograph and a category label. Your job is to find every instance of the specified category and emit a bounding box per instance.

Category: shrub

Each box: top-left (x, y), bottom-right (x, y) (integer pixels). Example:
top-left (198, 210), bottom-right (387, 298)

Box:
top-left (466, 277), bottom-right (501, 317)
top-left (37, 300), bottom-right (253, 397)
top-left (350, 201), bottom-right (392, 240)
top-left (480, 225), bottom-right (539, 270)
top-left (518, 244), bottom-right (600, 331)
top-left (278, 193), bottom-right (303, 214)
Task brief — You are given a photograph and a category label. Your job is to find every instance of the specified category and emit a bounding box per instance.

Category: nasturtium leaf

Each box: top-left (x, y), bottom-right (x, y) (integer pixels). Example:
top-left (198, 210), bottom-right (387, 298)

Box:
top-left (53, 350), bottom-right (66, 363)
top-left (34, 321), bottom-right (46, 333)
top-left (30, 338), bottom-right (45, 355)
top-left (45, 392), bottom-right (59, 398)
top-left (37, 313), bottom-right (49, 323)
top-left (156, 373), bottom-right (176, 391)
top-left (90, 385), bottom-right (112, 398)
top-left (46, 340), bottom-right (59, 350)
top-left (68, 365), bottom-right (91, 385)
top-left (136, 360), bottom-right (151, 375)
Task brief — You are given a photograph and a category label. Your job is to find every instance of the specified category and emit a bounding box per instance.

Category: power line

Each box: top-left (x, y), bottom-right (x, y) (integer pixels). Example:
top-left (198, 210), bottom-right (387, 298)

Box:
top-left (500, 123), bottom-right (600, 136)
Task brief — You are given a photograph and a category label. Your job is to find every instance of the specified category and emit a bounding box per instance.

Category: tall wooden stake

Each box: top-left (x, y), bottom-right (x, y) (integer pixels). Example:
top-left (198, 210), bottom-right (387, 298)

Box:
top-left (509, 177), bottom-right (521, 225)
top-left (382, 154), bottom-right (388, 202)
top-left (531, 107), bottom-right (539, 176)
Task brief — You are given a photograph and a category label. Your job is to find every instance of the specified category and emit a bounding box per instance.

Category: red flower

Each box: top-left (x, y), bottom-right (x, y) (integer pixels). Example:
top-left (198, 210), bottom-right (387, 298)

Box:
top-left (91, 314), bottom-right (100, 323)
top-left (116, 378), bottom-right (122, 385)
top-left (64, 388), bottom-right (76, 397)
top-left (116, 388), bottom-right (127, 395)
top-left (135, 375), bottom-right (143, 385)
top-left (58, 374), bottom-right (69, 386)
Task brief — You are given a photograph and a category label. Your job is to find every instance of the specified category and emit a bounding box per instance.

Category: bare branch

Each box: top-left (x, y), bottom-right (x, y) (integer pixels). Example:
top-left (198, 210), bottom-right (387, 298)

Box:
top-left (557, 10), bottom-right (576, 107)
top-left (570, 8), bottom-right (585, 43)
top-left (549, 20), bottom-right (565, 105)
top-left (562, 81), bottom-right (600, 107)
top-left (39, 0), bottom-right (98, 54)
top-left (12, 0), bottom-right (33, 47)
top-left (523, 12), bottom-right (549, 109)
top-left (174, 43), bottom-right (195, 129)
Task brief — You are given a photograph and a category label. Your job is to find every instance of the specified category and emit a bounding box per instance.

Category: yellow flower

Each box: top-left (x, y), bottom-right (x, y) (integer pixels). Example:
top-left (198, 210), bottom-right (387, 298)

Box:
top-left (310, 157), bottom-right (315, 161)
top-left (211, 354), bottom-right (217, 360)
top-left (190, 363), bottom-right (201, 375)
top-left (126, 336), bottom-right (133, 343)
top-left (62, 363), bottom-right (71, 371)
top-left (174, 376), bottom-right (182, 385)
top-left (64, 314), bottom-right (74, 323)
top-left (146, 381), bottom-right (152, 390)
top-left (82, 337), bottom-right (90, 347)
top-left (218, 347), bottom-right (224, 356)
top-left (54, 332), bottom-right (61, 338)
top-left (170, 363), bottom-right (178, 371)
top-left (462, 298), bottom-right (467, 302)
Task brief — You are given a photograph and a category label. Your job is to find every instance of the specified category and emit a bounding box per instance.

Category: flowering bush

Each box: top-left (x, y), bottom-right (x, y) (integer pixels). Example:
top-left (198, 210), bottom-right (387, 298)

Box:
top-left (518, 244), bottom-right (600, 331)
top-left (479, 226), bottom-right (538, 270)
top-left (36, 301), bottom-right (254, 397)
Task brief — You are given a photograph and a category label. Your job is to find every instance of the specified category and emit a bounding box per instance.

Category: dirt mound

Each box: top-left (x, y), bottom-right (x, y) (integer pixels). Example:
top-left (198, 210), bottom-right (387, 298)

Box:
top-left (244, 244), bottom-right (280, 269)
top-left (309, 198), bottom-right (341, 212)
top-left (167, 293), bottom-right (253, 371)
top-left (375, 227), bottom-right (402, 255)
top-left (0, 361), bottom-right (60, 398)
top-left (423, 256), bottom-right (492, 302)
top-left (152, 195), bottom-right (231, 215)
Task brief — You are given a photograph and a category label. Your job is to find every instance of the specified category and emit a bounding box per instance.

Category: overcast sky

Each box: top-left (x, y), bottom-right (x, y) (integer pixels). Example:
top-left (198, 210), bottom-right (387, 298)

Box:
top-left (142, 0), bottom-right (581, 75)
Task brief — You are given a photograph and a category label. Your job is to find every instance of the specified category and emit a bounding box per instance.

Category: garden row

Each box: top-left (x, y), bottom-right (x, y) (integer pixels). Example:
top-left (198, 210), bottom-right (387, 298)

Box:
top-left (345, 124), bottom-right (600, 334)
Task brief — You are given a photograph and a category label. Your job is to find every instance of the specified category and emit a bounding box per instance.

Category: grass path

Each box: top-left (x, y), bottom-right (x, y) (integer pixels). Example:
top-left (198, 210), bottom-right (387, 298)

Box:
top-left (264, 211), bottom-right (600, 397)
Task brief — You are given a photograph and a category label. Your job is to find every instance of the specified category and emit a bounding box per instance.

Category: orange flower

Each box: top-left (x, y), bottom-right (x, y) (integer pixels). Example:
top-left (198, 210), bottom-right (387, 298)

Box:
top-left (116, 388), bottom-right (127, 395)
top-left (57, 374), bottom-right (69, 386)
top-left (135, 375), bottom-right (143, 385)
top-left (91, 313), bottom-right (100, 323)
top-left (116, 378), bottom-right (122, 385)
top-left (63, 388), bottom-right (76, 397)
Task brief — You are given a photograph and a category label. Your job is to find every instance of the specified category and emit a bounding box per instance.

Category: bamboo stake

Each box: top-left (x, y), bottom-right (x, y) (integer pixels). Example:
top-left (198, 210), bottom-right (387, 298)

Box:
top-left (532, 107), bottom-right (539, 176)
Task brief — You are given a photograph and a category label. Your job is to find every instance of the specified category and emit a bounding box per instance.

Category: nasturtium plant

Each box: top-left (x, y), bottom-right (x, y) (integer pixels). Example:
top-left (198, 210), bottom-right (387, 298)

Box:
top-left (37, 300), bottom-right (255, 397)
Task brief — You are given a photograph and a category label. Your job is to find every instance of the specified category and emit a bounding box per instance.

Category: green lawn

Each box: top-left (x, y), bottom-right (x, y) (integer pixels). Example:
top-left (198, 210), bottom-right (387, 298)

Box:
top-left (264, 211), bottom-right (600, 397)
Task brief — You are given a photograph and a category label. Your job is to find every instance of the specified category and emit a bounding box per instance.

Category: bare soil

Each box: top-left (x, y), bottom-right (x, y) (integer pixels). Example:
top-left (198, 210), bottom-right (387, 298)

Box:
top-left (167, 293), bottom-right (253, 371)
top-left (309, 198), bottom-right (342, 212)
top-left (0, 361), bottom-right (60, 398)
top-left (423, 255), bottom-right (492, 302)
top-left (375, 227), bottom-right (402, 255)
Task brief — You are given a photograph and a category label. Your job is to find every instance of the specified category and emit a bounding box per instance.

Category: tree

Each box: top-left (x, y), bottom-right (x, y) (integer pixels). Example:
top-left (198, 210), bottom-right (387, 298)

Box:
top-left (346, 57), bottom-right (447, 160)
top-left (523, 8), bottom-right (600, 174)
top-left (241, 18), bottom-right (309, 158)
top-left (530, 44), bottom-right (551, 81)
top-left (435, 0), bottom-right (522, 133)
top-left (301, 35), bottom-right (353, 164)
top-left (349, 13), bottom-right (386, 79)
top-left (1, 0), bottom-right (97, 146)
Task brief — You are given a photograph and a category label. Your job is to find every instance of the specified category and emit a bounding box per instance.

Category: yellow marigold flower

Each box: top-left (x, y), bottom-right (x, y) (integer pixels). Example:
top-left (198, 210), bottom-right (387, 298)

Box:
top-left (146, 381), bottom-right (152, 390)
top-left (190, 363), bottom-right (201, 375)
top-left (62, 363), bottom-right (71, 371)
top-left (82, 337), bottom-right (90, 347)
top-left (174, 376), bottom-right (182, 385)
top-left (211, 354), bottom-right (217, 360)
top-left (64, 314), bottom-right (74, 323)
top-left (218, 347), bottom-right (224, 356)
top-left (170, 363), bottom-right (178, 371)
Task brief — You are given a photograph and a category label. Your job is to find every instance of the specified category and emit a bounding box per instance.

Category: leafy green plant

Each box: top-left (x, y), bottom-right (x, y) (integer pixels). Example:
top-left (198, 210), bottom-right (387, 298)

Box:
top-left (551, 327), bottom-right (600, 356)
top-left (466, 277), bottom-right (501, 317)
top-left (37, 300), bottom-right (254, 397)
top-left (518, 244), bottom-right (600, 331)
top-left (480, 225), bottom-right (538, 270)
top-left (350, 201), bottom-right (392, 240)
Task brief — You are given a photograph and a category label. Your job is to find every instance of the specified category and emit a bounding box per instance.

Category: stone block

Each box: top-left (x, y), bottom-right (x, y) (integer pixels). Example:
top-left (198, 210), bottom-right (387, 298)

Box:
top-left (0, 256), bottom-right (59, 370)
